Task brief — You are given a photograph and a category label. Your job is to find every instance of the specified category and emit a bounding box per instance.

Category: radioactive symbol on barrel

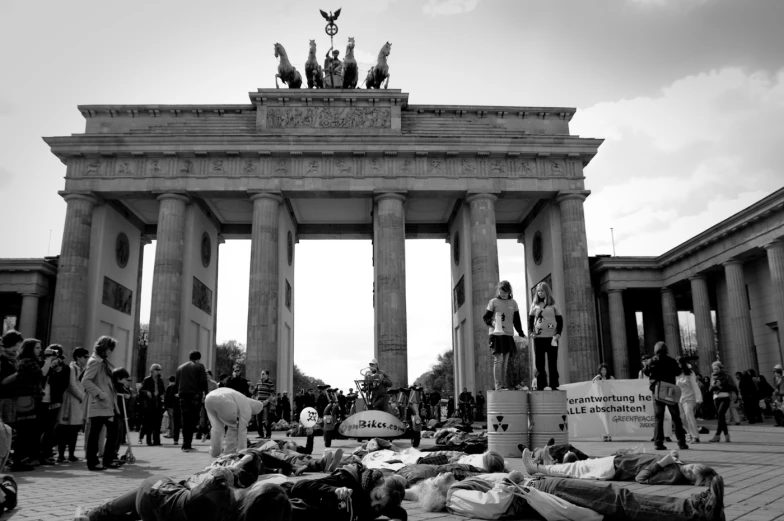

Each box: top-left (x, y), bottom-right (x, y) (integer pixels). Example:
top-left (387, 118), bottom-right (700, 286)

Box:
top-left (492, 415), bottom-right (509, 432)
top-left (559, 414), bottom-right (568, 432)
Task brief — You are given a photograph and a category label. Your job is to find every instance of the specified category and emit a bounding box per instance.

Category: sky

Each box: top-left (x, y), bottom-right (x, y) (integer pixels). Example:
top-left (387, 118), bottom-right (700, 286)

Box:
top-left (1, 0), bottom-right (783, 391)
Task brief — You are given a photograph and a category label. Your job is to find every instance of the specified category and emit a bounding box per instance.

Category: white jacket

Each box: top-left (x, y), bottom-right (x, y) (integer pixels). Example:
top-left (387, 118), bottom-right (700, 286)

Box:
top-left (676, 372), bottom-right (702, 404)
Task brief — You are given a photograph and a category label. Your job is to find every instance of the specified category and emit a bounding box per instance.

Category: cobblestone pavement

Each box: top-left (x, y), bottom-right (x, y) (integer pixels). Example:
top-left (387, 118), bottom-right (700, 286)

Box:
top-left (7, 421), bottom-right (784, 521)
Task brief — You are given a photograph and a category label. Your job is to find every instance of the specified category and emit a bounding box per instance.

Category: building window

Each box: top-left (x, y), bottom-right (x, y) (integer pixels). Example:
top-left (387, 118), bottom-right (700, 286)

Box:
top-left (453, 276), bottom-right (465, 312)
top-left (286, 279), bottom-right (292, 311)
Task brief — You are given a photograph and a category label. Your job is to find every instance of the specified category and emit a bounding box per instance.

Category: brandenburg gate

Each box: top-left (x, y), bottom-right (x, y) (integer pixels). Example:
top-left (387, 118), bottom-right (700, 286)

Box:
top-left (44, 88), bottom-right (603, 397)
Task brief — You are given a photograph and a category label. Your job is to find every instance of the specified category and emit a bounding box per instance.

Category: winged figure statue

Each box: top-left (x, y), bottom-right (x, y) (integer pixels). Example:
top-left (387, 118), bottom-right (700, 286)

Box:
top-left (319, 8), bottom-right (341, 23)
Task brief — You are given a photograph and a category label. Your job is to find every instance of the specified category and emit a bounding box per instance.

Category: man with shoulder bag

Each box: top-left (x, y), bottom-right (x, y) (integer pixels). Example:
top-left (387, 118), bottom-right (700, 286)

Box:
top-left (643, 341), bottom-right (688, 451)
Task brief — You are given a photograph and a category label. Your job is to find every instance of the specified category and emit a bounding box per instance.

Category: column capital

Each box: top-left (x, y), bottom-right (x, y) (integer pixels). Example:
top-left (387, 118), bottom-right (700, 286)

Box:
top-left (660, 286), bottom-right (675, 294)
top-left (217, 235), bottom-right (226, 245)
top-left (465, 193), bottom-right (498, 204)
top-left (58, 191), bottom-right (98, 205)
top-left (688, 274), bottom-right (708, 281)
top-left (606, 288), bottom-right (624, 294)
top-left (555, 190), bottom-right (591, 205)
top-left (156, 192), bottom-right (190, 204)
top-left (248, 191), bottom-right (283, 204)
top-left (722, 259), bottom-right (744, 268)
top-left (140, 235), bottom-right (152, 246)
top-left (763, 238), bottom-right (784, 251)
top-left (373, 192), bottom-right (407, 204)
top-left (20, 292), bottom-right (42, 298)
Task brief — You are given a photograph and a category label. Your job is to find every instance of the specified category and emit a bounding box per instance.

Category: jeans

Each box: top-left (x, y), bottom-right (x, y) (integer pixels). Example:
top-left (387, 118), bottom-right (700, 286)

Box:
top-left (257, 404), bottom-right (272, 438)
top-left (533, 337), bottom-right (559, 389)
top-left (166, 407), bottom-right (180, 442)
top-left (86, 416), bottom-right (118, 468)
top-left (37, 405), bottom-right (61, 459)
top-left (714, 397), bottom-right (730, 436)
top-left (57, 424), bottom-right (81, 458)
top-left (680, 400), bottom-right (700, 439)
top-left (143, 405), bottom-right (163, 444)
top-left (653, 398), bottom-right (686, 446)
top-left (179, 394), bottom-right (202, 449)
top-left (493, 352), bottom-right (510, 390)
top-left (532, 476), bottom-right (703, 521)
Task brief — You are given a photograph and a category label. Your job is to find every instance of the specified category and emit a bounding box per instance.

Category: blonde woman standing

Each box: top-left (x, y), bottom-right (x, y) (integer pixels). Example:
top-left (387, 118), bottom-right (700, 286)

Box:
top-left (82, 336), bottom-right (120, 470)
top-left (528, 282), bottom-right (564, 390)
top-left (676, 357), bottom-right (702, 443)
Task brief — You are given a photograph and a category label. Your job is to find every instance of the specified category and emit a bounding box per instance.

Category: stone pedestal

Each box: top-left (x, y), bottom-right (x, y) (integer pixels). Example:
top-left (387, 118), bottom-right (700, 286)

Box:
top-left (247, 193), bottom-right (282, 381)
top-left (467, 193), bottom-right (499, 394)
top-left (660, 287), bottom-right (681, 355)
top-left (19, 293), bottom-right (40, 339)
top-left (148, 193), bottom-right (189, 377)
top-left (764, 240), bottom-right (784, 365)
top-left (373, 193), bottom-right (408, 387)
top-left (723, 260), bottom-right (757, 373)
top-left (51, 193), bottom-right (97, 353)
top-left (607, 289), bottom-right (629, 378)
top-left (555, 191), bottom-right (599, 382)
top-left (689, 275), bottom-right (715, 376)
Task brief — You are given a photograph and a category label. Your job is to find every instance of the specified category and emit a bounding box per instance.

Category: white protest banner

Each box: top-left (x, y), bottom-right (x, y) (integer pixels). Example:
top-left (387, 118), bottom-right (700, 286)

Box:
top-left (560, 379), bottom-right (671, 439)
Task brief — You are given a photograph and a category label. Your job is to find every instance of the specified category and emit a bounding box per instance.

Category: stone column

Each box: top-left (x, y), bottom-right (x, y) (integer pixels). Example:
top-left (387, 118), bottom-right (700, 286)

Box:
top-left (467, 193), bottom-right (499, 394)
top-left (606, 290), bottom-right (630, 378)
top-left (247, 193), bottom-right (282, 382)
top-left (555, 191), bottom-right (599, 382)
top-left (212, 236), bottom-right (225, 369)
top-left (373, 193), bottom-right (408, 387)
top-left (131, 236), bottom-right (150, 381)
top-left (50, 193), bottom-right (97, 354)
top-left (723, 260), bottom-right (757, 373)
top-left (148, 194), bottom-right (189, 378)
top-left (764, 240), bottom-right (784, 365)
top-left (660, 287), bottom-right (681, 355)
top-left (689, 275), bottom-right (715, 376)
top-left (19, 293), bottom-right (40, 339)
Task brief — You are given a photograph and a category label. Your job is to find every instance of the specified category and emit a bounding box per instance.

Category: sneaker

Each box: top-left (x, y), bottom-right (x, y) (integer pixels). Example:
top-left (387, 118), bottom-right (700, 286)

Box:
top-left (678, 443), bottom-right (689, 450)
top-left (57, 456), bottom-right (66, 463)
top-left (517, 443), bottom-right (527, 453)
top-left (692, 476), bottom-right (724, 521)
top-left (692, 438), bottom-right (700, 443)
top-left (328, 449), bottom-right (344, 472)
top-left (522, 449), bottom-right (539, 475)
top-left (654, 444), bottom-right (668, 450)
top-left (708, 435), bottom-right (721, 443)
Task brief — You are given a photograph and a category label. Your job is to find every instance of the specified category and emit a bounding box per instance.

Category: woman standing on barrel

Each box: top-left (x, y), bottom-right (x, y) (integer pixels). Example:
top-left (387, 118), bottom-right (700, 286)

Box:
top-left (482, 280), bottom-right (526, 391)
top-left (528, 282), bottom-right (564, 391)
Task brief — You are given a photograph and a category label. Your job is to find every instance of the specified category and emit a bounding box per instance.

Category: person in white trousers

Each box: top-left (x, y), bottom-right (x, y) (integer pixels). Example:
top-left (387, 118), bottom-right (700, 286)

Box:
top-left (204, 387), bottom-right (265, 457)
top-left (676, 357), bottom-right (703, 443)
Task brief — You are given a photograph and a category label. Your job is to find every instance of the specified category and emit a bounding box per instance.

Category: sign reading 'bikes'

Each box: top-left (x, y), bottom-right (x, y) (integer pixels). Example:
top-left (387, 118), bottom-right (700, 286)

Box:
top-left (338, 410), bottom-right (406, 437)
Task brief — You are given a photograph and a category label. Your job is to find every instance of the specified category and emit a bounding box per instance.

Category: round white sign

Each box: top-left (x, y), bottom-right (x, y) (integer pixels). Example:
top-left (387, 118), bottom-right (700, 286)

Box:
top-left (299, 407), bottom-right (319, 428)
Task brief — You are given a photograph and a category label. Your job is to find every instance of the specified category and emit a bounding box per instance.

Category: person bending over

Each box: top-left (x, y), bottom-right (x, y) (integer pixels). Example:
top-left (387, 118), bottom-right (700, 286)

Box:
top-left (283, 462), bottom-right (407, 521)
top-left (204, 387), bottom-right (264, 457)
top-left (523, 447), bottom-right (717, 485)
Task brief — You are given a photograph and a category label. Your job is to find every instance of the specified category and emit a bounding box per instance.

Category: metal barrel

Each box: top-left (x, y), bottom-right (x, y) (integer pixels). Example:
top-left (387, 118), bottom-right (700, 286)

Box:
top-left (528, 390), bottom-right (568, 450)
top-left (486, 390), bottom-right (528, 458)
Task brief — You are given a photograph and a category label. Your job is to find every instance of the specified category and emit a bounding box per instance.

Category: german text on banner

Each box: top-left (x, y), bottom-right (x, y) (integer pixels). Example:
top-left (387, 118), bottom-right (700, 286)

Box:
top-left (560, 379), bottom-right (671, 439)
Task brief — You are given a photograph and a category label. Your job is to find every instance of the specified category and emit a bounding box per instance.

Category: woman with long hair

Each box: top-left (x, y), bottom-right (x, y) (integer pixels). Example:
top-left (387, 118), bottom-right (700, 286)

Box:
top-left (37, 344), bottom-right (70, 464)
top-left (709, 361), bottom-right (735, 443)
top-left (528, 282), bottom-right (564, 390)
top-left (14, 338), bottom-right (45, 467)
top-left (676, 357), bottom-right (702, 443)
top-left (482, 280), bottom-right (526, 390)
top-left (593, 363), bottom-right (615, 381)
top-left (57, 347), bottom-right (89, 462)
top-left (82, 336), bottom-right (120, 470)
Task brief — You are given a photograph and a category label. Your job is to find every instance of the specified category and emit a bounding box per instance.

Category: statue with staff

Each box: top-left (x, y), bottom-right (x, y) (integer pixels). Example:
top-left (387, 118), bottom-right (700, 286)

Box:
top-left (320, 8), bottom-right (343, 88)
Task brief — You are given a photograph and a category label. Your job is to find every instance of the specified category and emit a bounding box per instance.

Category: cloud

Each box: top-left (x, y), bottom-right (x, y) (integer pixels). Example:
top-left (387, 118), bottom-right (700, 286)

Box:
top-left (573, 67), bottom-right (784, 257)
top-left (423, 0), bottom-right (479, 16)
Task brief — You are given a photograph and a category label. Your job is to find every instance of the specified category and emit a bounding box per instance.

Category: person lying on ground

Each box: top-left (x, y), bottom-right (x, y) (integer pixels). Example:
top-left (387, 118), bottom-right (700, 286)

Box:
top-left (523, 447), bottom-right (717, 485)
top-left (74, 455), bottom-right (292, 521)
top-left (520, 440), bottom-right (591, 465)
top-left (410, 469), bottom-right (725, 521)
top-left (281, 462), bottom-right (407, 521)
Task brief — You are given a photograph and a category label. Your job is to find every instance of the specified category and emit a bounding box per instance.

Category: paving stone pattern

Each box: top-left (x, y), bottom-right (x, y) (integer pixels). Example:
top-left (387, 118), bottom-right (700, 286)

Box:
top-left (8, 422), bottom-right (784, 521)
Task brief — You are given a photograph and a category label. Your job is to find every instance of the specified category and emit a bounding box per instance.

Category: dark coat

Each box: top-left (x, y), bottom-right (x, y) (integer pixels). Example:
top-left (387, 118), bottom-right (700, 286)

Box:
top-left (44, 364), bottom-right (71, 405)
top-left (287, 464), bottom-right (407, 521)
top-left (141, 375), bottom-right (166, 409)
top-left (643, 353), bottom-right (679, 392)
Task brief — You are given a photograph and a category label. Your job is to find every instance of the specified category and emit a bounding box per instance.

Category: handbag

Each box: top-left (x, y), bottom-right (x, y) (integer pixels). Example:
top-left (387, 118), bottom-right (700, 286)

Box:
top-left (654, 381), bottom-right (682, 405)
top-left (14, 396), bottom-right (36, 414)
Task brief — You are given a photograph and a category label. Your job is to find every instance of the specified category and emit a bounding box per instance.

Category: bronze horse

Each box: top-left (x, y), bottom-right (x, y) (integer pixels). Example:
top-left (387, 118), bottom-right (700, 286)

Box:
top-left (342, 37), bottom-right (358, 89)
top-left (305, 40), bottom-right (323, 89)
top-left (365, 41), bottom-right (391, 89)
top-left (274, 42), bottom-right (302, 89)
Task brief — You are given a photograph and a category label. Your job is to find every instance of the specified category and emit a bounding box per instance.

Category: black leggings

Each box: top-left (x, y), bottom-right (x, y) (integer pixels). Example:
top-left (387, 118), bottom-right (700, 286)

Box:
top-left (57, 425), bottom-right (82, 458)
top-left (714, 397), bottom-right (730, 436)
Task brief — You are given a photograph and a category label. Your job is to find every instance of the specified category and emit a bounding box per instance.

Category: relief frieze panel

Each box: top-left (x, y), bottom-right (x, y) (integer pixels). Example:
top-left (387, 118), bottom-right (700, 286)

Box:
top-left (72, 154), bottom-right (572, 179)
top-left (266, 107), bottom-right (391, 129)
